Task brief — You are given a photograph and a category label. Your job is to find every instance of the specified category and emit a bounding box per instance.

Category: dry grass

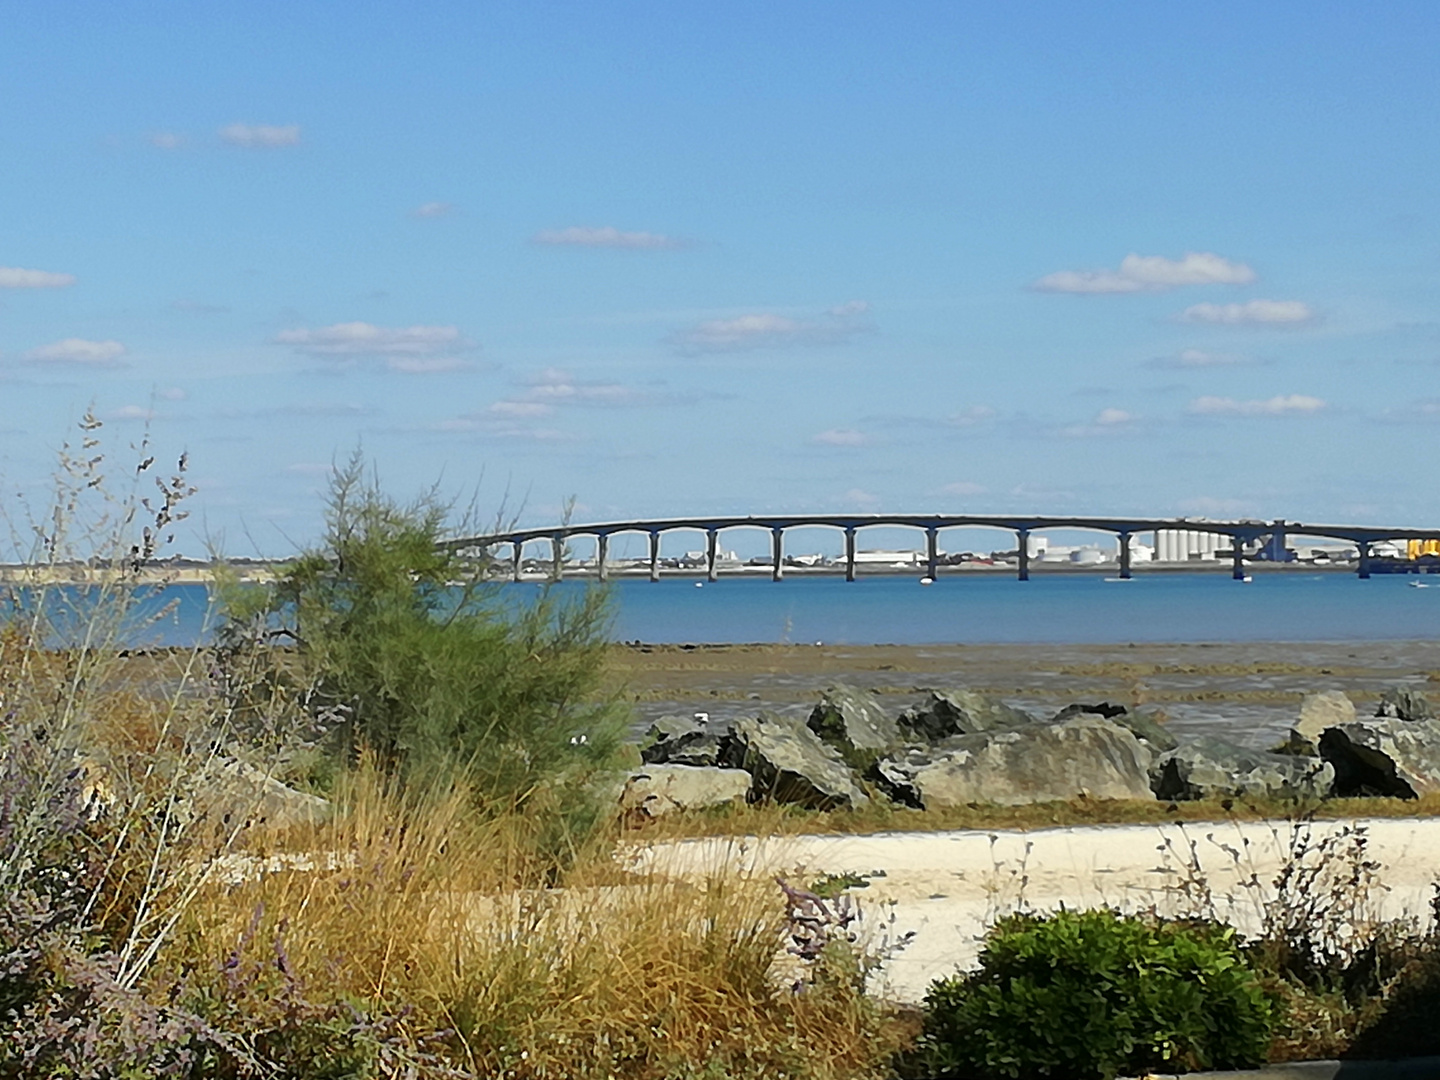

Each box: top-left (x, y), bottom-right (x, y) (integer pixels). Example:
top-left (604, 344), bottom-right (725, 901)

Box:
top-left (164, 765), bottom-right (912, 1080)
top-left (628, 791), bottom-right (1440, 844)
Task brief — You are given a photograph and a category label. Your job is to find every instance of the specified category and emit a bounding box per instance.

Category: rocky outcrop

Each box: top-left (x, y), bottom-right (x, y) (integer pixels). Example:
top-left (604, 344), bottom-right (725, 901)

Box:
top-left (807, 684), bottom-right (904, 768)
top-left (721, 710), bottom-right (869, 810)
top-left (897, 689), bottom-right (1036, 743)
top-left (870, 716), bottom-right (1153, 809)
top-left (1320, 719), bottom-right (1440, 798)
top-left (1052, 703), bottom-right (1178, 754)
top-left (1151, 737), bottom-right (1334, 802)
top-left (641, 713), bottom-right (730, 767)
top-left (619, 764), bottom-right (752, 819)
top-left (1377, 687), bottom-right (1434, 722)
top-left (1289, 691), bottom-right (1356, 755)
top-left (192, 759), bottom-right (331, 830)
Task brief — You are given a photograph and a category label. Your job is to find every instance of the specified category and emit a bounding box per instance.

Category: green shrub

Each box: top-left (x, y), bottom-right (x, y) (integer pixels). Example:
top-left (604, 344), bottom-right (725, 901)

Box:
top-left (917, 908), bottom-right (1276, 1080)
top-left (219, 456), bottom-right (626, 826)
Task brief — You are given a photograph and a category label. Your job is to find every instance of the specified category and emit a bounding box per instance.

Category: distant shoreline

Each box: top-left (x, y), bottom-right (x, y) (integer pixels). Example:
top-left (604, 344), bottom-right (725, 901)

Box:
top-left (0, 559), bottom-right (1365, 587)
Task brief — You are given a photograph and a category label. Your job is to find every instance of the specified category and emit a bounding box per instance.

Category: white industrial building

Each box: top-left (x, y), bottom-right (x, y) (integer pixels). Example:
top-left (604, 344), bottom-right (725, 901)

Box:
top-left (1153, 529), bottom-right (1227, 563)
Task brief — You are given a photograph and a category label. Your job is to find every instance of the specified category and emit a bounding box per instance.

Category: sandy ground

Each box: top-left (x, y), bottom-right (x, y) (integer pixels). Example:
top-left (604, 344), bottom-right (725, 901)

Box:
top-left (631, 817), bottom-right (1440, 1003)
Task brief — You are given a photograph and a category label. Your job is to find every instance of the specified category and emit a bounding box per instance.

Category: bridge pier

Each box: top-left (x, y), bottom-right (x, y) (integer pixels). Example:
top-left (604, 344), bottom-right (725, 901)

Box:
top-left (1358, 541), bottom-right (1371, 580)
top-left (596, 533), bottom-right (609, 582)
top-left (511, 540), bottom-right (522, 583)
top-left (771, 527), bottom-right (784, 582)
top-left (926, 527), bottom-right (939, 580)
top-left (1017, 529), bottom-right (1030, 581)
top-left (1118, 532), bottom-right (1131, 579)
top-left (648, 531), bottom-right (660, 582)
top-left (550, 534), bottom-right (564, 581)
top-left (1232, 537), bottom-right (1246, 580)
top-left (706, 528), bottom-right (719, 583)
top-left (844, 527), bottom-right (856, 582)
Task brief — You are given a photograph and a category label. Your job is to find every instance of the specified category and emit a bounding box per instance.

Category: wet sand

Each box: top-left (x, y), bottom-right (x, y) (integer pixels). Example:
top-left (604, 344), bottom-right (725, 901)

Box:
top-left (606, 640), bottom-right (1440, 749)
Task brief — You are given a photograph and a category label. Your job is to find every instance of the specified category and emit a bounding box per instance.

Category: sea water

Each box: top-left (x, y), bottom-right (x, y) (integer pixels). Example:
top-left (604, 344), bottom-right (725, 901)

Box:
top-left (105, 571), bottom-right (1440, 647)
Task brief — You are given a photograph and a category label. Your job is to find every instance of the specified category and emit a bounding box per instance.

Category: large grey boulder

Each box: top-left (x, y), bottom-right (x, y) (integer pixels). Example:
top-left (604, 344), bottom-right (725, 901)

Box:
top-left (870, 716), bottom-right (1153, 809)
top-left (1053, 702), bottom-right (1178, 754)
top-left (619, 764), bottom-right (753, 819)
top-left (1151, 736), bottom-right (1334, 802)
top-left (898, 689), bottom-right (1036, 743)
top-left (807, 684), bottom-right (904, 768)
top-left (1377, 687), bottom-right (1434, 722)
top-left (641, 713), bottom-right (731, 767)
top-left (1320, 718), bottom-right (1440, 798)
top-left (192, 759), bottom-right (331, 830)
top-left (720, 710), bottom-right (869, 810)
top-left (1289, 691), bottom-right (1356, 755)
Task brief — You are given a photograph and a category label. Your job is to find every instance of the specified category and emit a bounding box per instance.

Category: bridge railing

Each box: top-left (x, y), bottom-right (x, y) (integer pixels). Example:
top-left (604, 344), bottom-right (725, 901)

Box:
top-left (442, 514), bottom-right (1440, 583)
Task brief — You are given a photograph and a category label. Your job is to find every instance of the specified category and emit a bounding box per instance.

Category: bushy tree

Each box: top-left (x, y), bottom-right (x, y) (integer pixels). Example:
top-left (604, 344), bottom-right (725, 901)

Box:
top-left (225, 456), bottom-right (626, 819)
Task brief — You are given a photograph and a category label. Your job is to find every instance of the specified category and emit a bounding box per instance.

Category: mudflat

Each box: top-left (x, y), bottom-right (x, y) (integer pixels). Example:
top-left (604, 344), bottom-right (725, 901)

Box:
top-left (606, 639), bottom-right (1440, 748)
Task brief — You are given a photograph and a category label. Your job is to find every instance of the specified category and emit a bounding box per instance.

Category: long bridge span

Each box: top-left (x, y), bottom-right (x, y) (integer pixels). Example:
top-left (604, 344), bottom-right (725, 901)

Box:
top-left (442, 514), bottom-right (1440, 583)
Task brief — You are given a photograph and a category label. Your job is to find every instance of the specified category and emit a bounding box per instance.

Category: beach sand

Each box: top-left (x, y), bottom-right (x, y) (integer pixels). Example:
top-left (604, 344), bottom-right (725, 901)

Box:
top-left (634, 816), bottom-right (1440, 1003)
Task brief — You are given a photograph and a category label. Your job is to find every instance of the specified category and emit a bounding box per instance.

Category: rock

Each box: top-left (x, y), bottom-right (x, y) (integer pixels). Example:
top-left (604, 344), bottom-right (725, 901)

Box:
top-left (1290, 691), bottom-right (1356, 754)
top-left (720, 711), bottom-right (869, 810)
top-left (193, 759), bottom-right (331, 830)
top-left (897, 689), bottom-right (1036, 743)
top-left (619, 764), bottom-right (753, 819)
top-left (641, 713), bottom-right (731, 767)
top-left (1320, 718), bottom-right (1440, 798)
top-left (807, 684), bottom-right (904, 768)
top-left (1150, 737), bottom-right (1334, 802)
top-left (870, 716), bottom-right (1153, 809)
top-left (1053, 702), bottom-right (1178, 753)
top-left (1377, 687), bottom-right (1434, 722)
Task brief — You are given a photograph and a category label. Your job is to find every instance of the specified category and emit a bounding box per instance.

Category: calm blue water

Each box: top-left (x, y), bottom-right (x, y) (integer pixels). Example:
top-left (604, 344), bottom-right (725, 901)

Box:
top-left (596, 572), bottom-right (1440, 644)
top-left (62, 572), bottom-right (1440, 647)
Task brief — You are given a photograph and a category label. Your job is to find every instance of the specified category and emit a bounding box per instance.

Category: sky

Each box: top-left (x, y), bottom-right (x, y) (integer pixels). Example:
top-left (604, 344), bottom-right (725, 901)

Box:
top-left (3, 2), bottom-right (1440, 558)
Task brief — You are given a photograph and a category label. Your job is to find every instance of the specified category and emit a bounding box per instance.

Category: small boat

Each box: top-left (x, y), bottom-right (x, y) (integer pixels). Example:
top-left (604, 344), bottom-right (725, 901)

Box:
top-left (1102, 577), bottom-right (1134, 583)
top-left (1409, 580), bottom-right (1430, 588)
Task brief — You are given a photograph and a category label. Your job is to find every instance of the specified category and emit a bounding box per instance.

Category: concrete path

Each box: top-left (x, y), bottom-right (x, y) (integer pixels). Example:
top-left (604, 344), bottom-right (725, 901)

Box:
top-left (632, 817), bottom-right (1440, 1003)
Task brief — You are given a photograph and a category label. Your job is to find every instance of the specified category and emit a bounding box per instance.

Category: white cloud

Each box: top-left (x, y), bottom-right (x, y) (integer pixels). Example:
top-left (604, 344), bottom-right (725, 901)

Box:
top-left (532, 226), bottom-right (685, 250)
top-left (947, 406), bottom-right (998, 426)
top-left (488, 400), bottom-right (554, 418)
top-left (434, 415), bottom-right (573, 441)
top-left (158, 387), bottom-right (187, 401)
top-left (110, 404), bottom-right (155, 421)
top-left (24, 338), bottom-right (126, 366)
top-left (1060, 407), bottom-right (1139, 437)
top-left (219, 123), bottom-right (301, 148)
top-left (275, 322), bottom-right (467, 358)
top-left (0, 267), bottom-right (75, 289)
top-left (517, 367), bottom-right (690, 407)
top-left (1095, 408), bottom-right (1135, 425)
top-left (672, 303), bottom-right (871, 354)
top-left (939, 481), bottom-right (986, 496)
top-left (1034, 252), bottom-right (1255, 294)
top-left (812, 428), bottom-right (869, 447)
top-left (1180, 300), bottom-right (1316, 326)
top-left (148, 132), bottom-right (185, 149)
top-left (385, 356), bottom-right (472, 374)
top-left (1189, 394), bottom-right (1326, 416)
top-left (843, 488), bottom-right (880, 509)
top-left (410, 201), bottom-right (455, 219)
top-left (1147, 348), bottom-right (1256, 369)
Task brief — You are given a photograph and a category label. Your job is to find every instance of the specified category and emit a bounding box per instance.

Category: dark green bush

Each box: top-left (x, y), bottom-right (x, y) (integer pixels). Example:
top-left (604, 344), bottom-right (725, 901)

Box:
top-left (917, 908), bottom-right (1277, 1080)
top-left (220, 456), bottom-right (626, 825)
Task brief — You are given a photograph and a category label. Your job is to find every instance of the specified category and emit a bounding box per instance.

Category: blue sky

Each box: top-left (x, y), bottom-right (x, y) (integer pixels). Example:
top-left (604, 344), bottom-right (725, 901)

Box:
top-left (3, 2), bottom-right (1439, 557)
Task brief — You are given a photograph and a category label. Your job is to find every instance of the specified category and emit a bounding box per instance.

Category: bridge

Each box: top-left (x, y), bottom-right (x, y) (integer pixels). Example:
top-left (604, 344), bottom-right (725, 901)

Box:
top-left (442, 514), bottom-right (1440, 583)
